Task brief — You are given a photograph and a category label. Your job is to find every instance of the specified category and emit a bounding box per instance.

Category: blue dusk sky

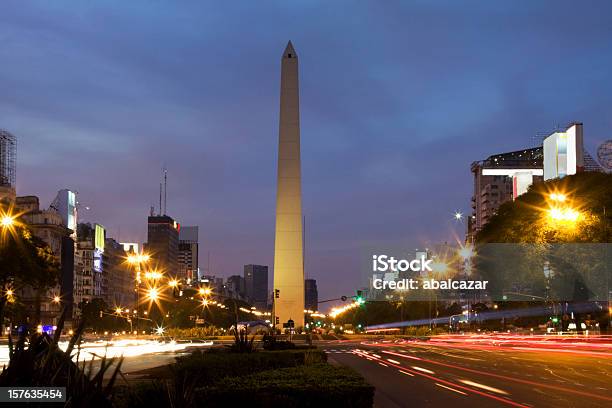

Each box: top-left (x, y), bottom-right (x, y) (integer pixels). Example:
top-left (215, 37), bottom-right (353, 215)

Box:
top-left (1, 1), bottom-right (611, 301)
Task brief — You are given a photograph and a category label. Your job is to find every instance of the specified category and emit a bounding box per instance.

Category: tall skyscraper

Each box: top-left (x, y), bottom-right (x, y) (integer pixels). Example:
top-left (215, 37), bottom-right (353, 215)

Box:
top-left (145, 215), bottom-right (179, 276)
top-left (468, 147), bottom-right (543, 241)
top-left (273, 41), bottom-right (304, 328)
top-left (0, 129), bottom-right (16, 205)
top-left (304, 279), bottom-right (318, 311)
top-left (50, 189), bottom-right (78, 236)
top-left (244, 264), bottom-right (269, 310)
top-left (178, 226), bottom-right (199, 282)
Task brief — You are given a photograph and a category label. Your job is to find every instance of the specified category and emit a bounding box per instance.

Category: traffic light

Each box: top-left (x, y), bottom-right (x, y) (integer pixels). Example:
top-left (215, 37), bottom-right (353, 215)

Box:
top-left (275, 317), bottom-right (280, 325)
top-left (275, 289), bottom-right (280, 299)
top-left (99, 311), bottom-right (103, 318)
top-left (355, 290), bottom-right (365, 304)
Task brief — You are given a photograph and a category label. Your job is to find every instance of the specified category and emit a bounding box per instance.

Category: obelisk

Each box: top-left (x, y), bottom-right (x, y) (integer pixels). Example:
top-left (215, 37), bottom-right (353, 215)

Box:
top-left (273, 41), bottom-right (304, 329)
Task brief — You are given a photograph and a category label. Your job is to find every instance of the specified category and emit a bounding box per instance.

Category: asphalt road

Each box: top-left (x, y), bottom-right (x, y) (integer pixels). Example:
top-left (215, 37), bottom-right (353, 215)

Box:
top-left (321, 336), bottom-right (612, 408)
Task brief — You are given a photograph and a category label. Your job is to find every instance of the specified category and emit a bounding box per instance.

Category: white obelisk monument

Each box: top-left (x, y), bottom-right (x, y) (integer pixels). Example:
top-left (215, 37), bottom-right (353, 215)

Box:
top-left (273, 41), bottom-right (304, 329)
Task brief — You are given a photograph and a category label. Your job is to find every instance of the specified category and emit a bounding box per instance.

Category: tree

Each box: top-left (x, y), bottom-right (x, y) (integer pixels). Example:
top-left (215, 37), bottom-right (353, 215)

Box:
top-left (477, 172), bottom-right (611, 244)
top-left (0, 223), bottom-right (61, 334)
top-left (475, 172), bottom-right (612, 328)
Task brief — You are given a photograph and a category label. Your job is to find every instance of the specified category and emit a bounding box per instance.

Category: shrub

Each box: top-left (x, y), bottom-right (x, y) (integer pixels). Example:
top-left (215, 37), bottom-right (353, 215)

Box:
top-left (166, 326), bottom-right (222, 339)
top-left (174, 349), bottom-right (327, 384)
top-left (263, 334), bottom-right (296, 350)
top-left (196, 364), bottom-right (374, 407)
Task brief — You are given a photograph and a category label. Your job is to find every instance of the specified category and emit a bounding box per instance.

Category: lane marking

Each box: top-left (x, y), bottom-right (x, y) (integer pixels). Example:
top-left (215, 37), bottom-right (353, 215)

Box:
top-left (411, 366), bottom-right (435, 374)
top-left (459, 379), bottom-right (509, 395)
top-left (436, 383), bottom-right (467, 395)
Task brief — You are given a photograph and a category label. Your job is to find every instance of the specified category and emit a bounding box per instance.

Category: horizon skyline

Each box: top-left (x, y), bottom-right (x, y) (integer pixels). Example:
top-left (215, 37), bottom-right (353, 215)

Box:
top-left (2, 2), bottom-right (612, 302)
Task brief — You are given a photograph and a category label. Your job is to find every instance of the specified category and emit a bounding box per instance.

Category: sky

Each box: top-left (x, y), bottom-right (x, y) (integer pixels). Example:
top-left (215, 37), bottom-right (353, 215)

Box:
top-left (1, 1), bottom-right (612, 303)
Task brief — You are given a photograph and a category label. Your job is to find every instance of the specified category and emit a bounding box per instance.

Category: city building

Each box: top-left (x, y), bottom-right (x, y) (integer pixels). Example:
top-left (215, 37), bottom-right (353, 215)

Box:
top-left (50, 189), bottom-right (78, 238)
top-left (244, 264), bottom-right (269, 310)
top-left (543, 123), bottom-right (583, 180)
top-left (542, 123), bottom-right (602, 178)
top-left (304, 279), bottom-right (318, 311)
top-left (0, 129), bottom-right (16, 205)
top-left (103, 237), bottom-right (135, 308)
top-left (468, 122), bottom-right (603, 240)
top-left (468, 147), bottom-right (543, 240)
top-left (73, 234), bottom-right (94, 310)
top-left (14, 195), bottom-right (73, 326)
top-left (144, 215), bottom-right (179, 276)
top-left (73, 223), bottom-right (106, 314)
top-left (178, 226), bottom-right (198, 282)
top-left (273, 41), bottom-right (305, 328)
top-left (226, 275), bottom-right (246, 300)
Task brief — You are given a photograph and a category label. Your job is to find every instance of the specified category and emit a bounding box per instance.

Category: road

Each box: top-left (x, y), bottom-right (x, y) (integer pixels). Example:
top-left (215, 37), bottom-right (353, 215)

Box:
top-left (0, 338), bottom-right (214, 379)
top-left (320, 335), bottom-right (612, 408)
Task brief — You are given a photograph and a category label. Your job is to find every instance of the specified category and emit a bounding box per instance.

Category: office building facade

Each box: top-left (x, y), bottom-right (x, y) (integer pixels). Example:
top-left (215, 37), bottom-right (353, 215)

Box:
top-left (244, 264), bottom-right (269, 310)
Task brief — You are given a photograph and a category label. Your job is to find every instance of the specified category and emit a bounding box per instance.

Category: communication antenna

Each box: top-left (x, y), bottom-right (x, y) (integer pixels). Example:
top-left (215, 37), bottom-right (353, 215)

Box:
top-left (163, 167), bottom-right (168, 215)
top-left (159, 182), bottom-right (162, 216)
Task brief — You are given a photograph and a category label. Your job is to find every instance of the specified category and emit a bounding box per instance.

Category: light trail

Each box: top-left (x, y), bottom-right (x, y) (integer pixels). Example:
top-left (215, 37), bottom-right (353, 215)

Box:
top-left (436, 383), bottom-right (467, 395)
top-left (378, 349), bottom-right (612, 402)
top-left (411, 366), bottom-right (435, 374)
top-left (459, 379), bottom-right (509, 395)
top-left (368, 334), bottom-right (612, 359)
top-left (353, 349), bottom-right (530, 407)
top-left (0, 338), bottom-right (213, 365)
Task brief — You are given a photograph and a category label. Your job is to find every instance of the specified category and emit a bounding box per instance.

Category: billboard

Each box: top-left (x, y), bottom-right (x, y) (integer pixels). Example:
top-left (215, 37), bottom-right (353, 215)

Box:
top-left (543, 123), bottom-right (584, 180)
top-left (94, 223), bottom-right (105, 253)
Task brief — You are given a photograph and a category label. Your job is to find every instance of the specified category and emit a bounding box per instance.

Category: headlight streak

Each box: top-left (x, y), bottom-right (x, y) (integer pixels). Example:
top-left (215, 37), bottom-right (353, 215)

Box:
top-left (0, 339), bottom-right (213, 365)
top-left (353, 348), bottom-right (529, 407)
top-left (435, 383), bottom-right (467, 395)
top-left (376, 349), bottom-right (612, 402)
top-left (459, 379), bottom-right (509, 395)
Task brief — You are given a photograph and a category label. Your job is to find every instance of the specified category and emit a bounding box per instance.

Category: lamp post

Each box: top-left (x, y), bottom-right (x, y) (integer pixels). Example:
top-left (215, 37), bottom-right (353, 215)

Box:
top-left (127, 252), bottom-right (150, 336)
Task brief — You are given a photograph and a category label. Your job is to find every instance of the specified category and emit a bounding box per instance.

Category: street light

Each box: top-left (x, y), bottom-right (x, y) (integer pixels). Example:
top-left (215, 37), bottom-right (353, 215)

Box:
top-left (126, 251), bottom-right (152, 336)
top-left (548, 207), bottom-right (580, 222)
top-left (146, 287), bottom-right (159, 302)
top-left (454, 211), bottom-right (463, 221)
top-left (458, 245), bottom-right (475, 260)
top-left (1, 215), bottom-right (14, 228)
top-left (52, 295), bottom-right (61, 304)
top-left (549, 193), bottom-right (567, 202)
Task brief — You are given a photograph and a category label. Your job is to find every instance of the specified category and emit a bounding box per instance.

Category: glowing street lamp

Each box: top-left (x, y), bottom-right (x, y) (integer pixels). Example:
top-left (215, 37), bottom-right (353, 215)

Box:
top-left (548, 207), bottom-right (580, 222)
top-left (430, 260), bottom-right (449, 274)
top-left (549, 193), bottom-right (567, 202)
top-left (146, 287), bottom-right (159, 302)
top-left (115, 307), bottom-right (123, 314)
top-left (1, 215), bottom-right (14, 228)
top-left (454, 211), bottom-right (463, 221)
top-left (52, 295), bottom-right (61, 304)
top-left (458, 245), bottom-right (474, 260)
